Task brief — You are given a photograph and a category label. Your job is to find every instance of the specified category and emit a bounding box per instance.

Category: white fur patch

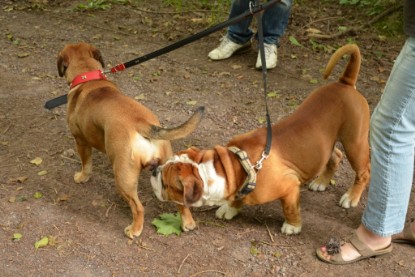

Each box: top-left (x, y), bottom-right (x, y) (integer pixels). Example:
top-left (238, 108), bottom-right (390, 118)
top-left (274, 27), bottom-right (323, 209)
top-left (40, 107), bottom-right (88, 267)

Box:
top-left (281, 221), bottom-right (302, 235)
top-left (131, 133), bottom-right (157, 163)
top-left (215, 202), bottom-right (240, 220)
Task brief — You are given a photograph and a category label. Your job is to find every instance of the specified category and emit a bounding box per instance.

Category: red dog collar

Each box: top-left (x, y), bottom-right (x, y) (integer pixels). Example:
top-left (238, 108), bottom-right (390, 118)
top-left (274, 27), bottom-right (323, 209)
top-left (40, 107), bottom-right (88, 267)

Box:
top-left (70, 70), bottom-right (107, 89)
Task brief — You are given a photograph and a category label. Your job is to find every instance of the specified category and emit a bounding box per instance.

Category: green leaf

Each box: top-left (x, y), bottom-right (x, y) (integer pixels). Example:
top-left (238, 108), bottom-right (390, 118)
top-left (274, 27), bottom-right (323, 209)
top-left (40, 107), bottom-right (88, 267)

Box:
top-left (13, 233), bottom-right (23, 241)
top-left (289, 35), bottom-right (303, 48)
top-left (33, 192), bottom-right (43, 199)
top-left (34, 236), bottom-right (49, 249)
top-left (152, 213), bottom-right (182, 236)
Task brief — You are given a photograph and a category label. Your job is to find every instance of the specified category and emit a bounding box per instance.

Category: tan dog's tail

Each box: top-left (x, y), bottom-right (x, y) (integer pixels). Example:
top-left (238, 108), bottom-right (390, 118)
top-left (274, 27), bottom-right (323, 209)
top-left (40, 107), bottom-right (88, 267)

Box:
top-left (144, 106), bottom-right (205, 140)
top-left (323, 44), bottom-right (361, 87)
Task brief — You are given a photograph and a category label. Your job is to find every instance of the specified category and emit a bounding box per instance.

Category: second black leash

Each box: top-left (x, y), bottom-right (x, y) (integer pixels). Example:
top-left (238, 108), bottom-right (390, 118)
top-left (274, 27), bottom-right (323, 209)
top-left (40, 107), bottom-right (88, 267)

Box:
top-left (44, 0), bottom-right (283, 109)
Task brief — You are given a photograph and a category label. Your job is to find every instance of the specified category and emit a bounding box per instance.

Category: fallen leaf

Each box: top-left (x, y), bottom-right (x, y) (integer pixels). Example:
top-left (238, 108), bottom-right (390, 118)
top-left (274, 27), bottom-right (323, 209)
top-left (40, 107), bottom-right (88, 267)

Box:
top-left (186, 100), bottom-right (197, 106)
top-left (33, 191), bottom-right (43, 199)
top-left (37, 170), bottom-right (48, 176)
top-left (18, 52), bottom-right (30, 58)
top-left (12, 233), bottom-right (23, 241)
top-left (289, 35), bottom-right (303, 48)
top-left (35, 236), bottom-right (49, 249)
top-left (30, 157), bottom-right (42, 166)
top-left (134, 94), bottom-right (146, 100)
top-left (152, 213), bottom-right (182, 236)
top-left (8, 196), bottom-right (16, 203)
top-left (309, 79), bottom-right (318, 84)
top-left (16, 176), bottom-right (28, 183)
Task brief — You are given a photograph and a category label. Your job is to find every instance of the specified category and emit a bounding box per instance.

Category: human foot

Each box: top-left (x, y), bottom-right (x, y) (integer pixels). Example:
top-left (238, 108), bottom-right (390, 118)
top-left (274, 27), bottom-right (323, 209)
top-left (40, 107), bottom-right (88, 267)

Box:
top-left (316, 226), bottom-right (392, 265)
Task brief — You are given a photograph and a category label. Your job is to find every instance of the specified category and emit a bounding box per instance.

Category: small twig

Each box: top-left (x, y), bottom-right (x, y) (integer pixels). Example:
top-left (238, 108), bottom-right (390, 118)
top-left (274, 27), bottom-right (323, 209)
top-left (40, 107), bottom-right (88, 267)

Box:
top-left (2, 124), bottom-right (11, 135)
top-left (265, 222), bottom-right (274, 243)
top-left (307, 4), bottom-right (403, 39)
top-left (105, 202), bottom-right (115, 218)
top-left (177, 253), bottom-right (190, 274)
top-left (256, 240), bottom-right (297, 248)
top-left (60, 155), bottom-right (81, 164)
top-left (190, 270), bottom-right (226, 277)
top-left (0, 164), bottom-right (15, 168)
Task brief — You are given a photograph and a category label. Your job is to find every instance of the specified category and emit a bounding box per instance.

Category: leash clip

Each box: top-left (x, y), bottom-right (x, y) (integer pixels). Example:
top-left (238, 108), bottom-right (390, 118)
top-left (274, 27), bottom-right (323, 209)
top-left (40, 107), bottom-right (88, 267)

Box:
top-left (249, 1), bottom-right (255, 14)
top-left (254, 151), bottom-right (269, 170)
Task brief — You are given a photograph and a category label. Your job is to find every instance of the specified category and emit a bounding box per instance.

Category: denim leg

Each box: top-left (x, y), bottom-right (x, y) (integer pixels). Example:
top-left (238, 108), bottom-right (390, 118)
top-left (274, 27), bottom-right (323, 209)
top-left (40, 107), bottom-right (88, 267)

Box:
top-left (227, 0), bottom-right (292, 45)
top-left (362, 37), bottom-right (415, 237)
top-left (262, 0), bottom-right (292, 45)
top-left (227, 0), bottom-right (254, 45)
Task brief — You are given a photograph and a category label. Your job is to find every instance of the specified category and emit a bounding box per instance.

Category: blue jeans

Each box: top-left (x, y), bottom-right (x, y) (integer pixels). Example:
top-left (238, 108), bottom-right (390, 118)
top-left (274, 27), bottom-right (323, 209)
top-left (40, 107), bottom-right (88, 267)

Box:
top-left (227, 0), bottom-right (292, 46)
top-left (362, 37), bottom-right (415, 237)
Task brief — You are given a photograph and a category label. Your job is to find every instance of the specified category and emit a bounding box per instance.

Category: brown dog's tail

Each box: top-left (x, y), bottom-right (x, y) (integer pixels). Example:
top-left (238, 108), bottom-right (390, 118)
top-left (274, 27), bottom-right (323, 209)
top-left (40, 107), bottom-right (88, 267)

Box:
top-left (144, 106), bottom-right (205, 140)
top-left (323, 44), bottom-right (361, 87)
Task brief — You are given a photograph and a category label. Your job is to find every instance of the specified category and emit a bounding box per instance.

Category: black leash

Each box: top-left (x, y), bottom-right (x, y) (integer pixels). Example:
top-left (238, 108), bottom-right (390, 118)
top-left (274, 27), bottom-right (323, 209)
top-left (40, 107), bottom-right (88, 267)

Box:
top-left (235, 0), bottom-right (273, 198)
top-left (255, 0), bottom-right (273, 161)
top-left (44, 0), bottom-right (281, 110)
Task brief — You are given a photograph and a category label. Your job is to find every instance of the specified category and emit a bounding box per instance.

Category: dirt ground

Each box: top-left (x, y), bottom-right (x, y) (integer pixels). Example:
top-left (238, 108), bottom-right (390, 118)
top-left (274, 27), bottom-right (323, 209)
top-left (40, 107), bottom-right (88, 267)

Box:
top-left (0, 0), bottom-right (414, 276)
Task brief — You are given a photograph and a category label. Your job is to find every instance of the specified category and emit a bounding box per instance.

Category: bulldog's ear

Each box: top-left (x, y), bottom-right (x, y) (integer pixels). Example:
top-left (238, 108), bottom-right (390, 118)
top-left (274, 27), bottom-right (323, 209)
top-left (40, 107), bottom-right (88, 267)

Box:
top-left (91, 46), bottom-right (105, 68)
top-left (182, 166), bottom-right (203, 207)
top-left (57, 53), bottom-right (67, 77)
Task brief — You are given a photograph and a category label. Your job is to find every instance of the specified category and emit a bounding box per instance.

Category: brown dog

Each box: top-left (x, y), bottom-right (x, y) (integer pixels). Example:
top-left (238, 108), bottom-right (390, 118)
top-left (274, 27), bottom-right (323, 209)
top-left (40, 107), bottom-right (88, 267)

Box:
top-left (57, 42), bottom-right (204, 238)
top-left (150, 44), bottom-right (370, 235)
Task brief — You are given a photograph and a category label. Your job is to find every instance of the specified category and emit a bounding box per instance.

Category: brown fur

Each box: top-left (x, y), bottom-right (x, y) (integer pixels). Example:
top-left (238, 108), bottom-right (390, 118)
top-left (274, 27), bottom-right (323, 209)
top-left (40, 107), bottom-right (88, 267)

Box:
top-left (153, 44), bottom-right (370, 234)
top-left (57, 42), bottom-right (204, 238)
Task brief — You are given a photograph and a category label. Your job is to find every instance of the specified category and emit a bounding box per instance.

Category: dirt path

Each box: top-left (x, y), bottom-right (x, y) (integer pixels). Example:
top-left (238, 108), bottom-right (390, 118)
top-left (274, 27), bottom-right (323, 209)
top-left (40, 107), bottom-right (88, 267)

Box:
top-left (0, 1), bottom-right (414, 276)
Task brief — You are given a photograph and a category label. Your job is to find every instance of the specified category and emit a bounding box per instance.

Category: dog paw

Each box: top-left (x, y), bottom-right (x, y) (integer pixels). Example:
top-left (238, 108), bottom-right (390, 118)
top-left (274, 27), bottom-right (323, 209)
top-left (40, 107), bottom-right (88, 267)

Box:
top-left (124, 224), bottom-right (143, 239)
top-left (182, 219), bottom-right (197, 232)
top-left (308, 179), bottom-right (328, 192)
top-left (215, 203), bottom-right (239, 220)
top-left (339, 192), bottom-right (358, 208)
top-left (281, 221), bottom-right (301, 235)
top-left (74, 171), bottom-right (90, 183)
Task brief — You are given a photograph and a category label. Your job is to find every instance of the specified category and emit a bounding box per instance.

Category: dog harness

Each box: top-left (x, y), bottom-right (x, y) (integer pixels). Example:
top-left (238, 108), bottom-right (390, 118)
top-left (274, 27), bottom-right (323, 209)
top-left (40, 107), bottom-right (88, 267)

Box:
top-left (228, 146), bottom-right (258, 198)
top-left (70, 70), bottom-right (107, 89)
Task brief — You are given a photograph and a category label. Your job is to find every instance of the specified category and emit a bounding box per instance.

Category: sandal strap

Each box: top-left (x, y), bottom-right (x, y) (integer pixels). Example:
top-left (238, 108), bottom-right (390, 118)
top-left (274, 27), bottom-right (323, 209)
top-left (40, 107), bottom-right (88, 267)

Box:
top-left (349, 232), bottom-right (376, 257)
top-left (403, 223), bottom-right (415, 240)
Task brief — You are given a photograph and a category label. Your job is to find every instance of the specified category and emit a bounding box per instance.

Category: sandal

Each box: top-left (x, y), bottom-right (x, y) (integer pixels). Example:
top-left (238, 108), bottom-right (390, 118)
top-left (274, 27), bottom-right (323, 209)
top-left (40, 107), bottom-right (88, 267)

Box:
top-left (392, 222), bottom-right (415, 245)
top-left (316, 232), bottom-right (393, 265)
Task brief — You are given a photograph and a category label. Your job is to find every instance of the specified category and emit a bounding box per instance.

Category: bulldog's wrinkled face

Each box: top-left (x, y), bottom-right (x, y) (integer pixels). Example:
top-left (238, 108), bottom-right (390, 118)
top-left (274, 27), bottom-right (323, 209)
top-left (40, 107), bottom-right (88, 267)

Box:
top-left (150, 154), bottom-right (204, 207)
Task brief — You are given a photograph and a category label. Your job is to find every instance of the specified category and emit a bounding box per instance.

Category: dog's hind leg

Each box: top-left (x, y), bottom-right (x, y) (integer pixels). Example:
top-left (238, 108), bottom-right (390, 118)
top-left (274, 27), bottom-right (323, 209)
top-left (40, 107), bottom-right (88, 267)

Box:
top-left (309, 147), bottom-right (343, 192)
top-left (340, 140), bottom-right (370, 208)
top-left (74, 141), bottom-right (93, 183)
top-left (113, 160), bottom-right (144, 239)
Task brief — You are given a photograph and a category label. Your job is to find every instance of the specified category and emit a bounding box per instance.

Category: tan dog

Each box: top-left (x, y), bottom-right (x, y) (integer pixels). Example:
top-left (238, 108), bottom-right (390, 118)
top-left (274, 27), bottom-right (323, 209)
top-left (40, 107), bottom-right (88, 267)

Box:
top-left (150, 44), bottom-right (370, 235)
top-left (57, 42), bottom-right (204, 238)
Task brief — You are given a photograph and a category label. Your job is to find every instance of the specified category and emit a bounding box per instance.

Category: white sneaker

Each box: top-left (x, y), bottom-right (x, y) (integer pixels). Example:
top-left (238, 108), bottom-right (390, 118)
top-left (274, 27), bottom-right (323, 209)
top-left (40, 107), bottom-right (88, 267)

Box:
top-left (256, 43), bottom-right (277, 69)
top-left (208, 36), bottom-right (249, 60)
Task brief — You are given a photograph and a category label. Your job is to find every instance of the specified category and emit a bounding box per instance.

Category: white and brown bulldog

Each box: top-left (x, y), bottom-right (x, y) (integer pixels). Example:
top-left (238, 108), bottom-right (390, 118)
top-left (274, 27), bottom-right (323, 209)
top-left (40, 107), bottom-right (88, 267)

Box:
top-left (151, 44), bottom-right (370, 235)
top-left (57, 42), bottom-right (204, 238)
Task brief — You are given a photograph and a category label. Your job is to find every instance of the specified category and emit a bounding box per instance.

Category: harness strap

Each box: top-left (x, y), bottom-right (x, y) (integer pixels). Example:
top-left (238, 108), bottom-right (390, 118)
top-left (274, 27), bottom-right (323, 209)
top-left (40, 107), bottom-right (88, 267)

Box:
top-left (228, 146), bottom-right (257, 198)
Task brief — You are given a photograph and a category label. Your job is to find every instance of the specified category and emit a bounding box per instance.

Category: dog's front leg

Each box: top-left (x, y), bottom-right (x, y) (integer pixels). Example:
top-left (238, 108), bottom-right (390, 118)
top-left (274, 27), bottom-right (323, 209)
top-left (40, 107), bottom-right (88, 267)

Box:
top-left (216, 200), bottom-right (243, 220)
top-left (74, 142), bottom-right (92, 183)
top-left (280, 178), bottom-right (302, 235)
top-left (178, 205), bottom-right (196, 231)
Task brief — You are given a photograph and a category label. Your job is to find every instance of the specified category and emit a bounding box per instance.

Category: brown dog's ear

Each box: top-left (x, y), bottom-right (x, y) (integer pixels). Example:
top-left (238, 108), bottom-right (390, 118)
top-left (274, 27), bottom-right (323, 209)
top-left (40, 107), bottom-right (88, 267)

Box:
top-left (91, 46), bottom-right (105, 68)
top-left (181, 165), bottom-right (203, 207)
top-left (57, 53), bottom-right (67, 77)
